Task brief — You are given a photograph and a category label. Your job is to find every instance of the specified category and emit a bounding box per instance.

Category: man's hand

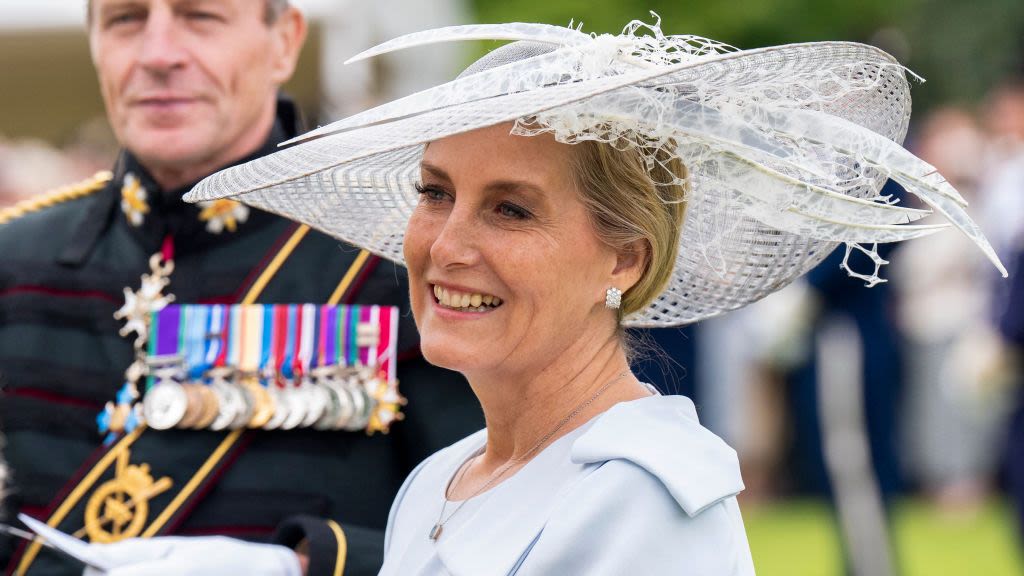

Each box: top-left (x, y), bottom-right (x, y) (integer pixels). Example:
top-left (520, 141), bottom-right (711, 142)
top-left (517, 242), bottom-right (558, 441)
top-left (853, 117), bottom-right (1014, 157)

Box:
top-left (81, 536), bottom-right (303, 576)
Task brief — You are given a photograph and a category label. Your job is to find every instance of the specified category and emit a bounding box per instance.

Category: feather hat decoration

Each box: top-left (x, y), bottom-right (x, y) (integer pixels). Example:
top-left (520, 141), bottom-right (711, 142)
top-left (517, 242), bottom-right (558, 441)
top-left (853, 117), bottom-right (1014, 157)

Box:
top-left (187, 15), bottom-right (1006, 326)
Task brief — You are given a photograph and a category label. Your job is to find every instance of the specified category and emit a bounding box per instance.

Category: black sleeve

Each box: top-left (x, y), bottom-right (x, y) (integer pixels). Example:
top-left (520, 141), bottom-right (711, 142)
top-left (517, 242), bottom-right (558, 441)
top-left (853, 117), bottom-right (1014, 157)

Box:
top-left (270, 357), bottom-right (481, 576)
top-left (273, 515), bottom-right (384, 576)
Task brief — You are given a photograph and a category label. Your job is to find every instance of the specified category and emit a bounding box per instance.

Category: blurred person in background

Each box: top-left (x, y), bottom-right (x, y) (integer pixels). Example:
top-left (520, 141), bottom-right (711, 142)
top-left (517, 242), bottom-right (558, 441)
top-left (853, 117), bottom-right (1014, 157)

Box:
top-left (0, 138), bottom-right (91, 207)
top-left (979, 79), bottom-right (1024, 263)
top-left (0, 1), bottom-right (480, 575)
top-left (984, 75), bottom-right (1024, 548)
top-left (893, 106), bottom-right (1012, 510)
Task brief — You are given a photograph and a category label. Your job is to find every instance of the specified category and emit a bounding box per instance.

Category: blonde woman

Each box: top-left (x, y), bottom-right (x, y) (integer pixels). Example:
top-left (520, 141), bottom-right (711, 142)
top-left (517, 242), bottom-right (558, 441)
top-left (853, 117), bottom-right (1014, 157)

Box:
top-left (188, 19), bottom-right (1005, 575)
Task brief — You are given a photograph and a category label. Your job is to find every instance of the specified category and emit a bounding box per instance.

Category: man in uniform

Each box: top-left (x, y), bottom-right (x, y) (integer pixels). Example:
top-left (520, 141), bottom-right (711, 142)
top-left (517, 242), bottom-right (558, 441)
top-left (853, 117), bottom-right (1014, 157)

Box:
top-left (0, 1), bottom-right (481, 574)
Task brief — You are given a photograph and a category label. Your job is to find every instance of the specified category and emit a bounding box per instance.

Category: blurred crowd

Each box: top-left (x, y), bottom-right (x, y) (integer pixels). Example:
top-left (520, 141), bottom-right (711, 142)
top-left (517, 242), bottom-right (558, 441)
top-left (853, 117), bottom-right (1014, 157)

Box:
top-left (629, 76), bottom-right (1024, 523)
top-left (1, 70), bottom-right (1023, 529)
top-left (0, 118), bottom-right (116, 206)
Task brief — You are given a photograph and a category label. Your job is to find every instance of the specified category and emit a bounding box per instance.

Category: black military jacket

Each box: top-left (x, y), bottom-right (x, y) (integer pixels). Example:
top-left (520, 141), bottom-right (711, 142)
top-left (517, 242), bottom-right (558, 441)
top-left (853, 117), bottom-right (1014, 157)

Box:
top-left (0, 99), bottom-right (483, 576)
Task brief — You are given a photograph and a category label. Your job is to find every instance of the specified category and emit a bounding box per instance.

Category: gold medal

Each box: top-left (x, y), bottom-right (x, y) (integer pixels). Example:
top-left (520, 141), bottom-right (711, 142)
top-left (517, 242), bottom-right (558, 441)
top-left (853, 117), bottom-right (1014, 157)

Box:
top-left (192, 385), bottom-right (221, 429)
top-left (176, 384), bottom-right (204, 429)
top-left (243, 379), bottom-right (274, 429)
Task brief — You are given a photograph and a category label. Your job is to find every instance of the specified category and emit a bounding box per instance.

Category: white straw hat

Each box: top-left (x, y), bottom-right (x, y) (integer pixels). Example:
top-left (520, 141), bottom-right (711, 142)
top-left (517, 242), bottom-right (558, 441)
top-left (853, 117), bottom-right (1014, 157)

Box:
top-left (186, 16), bottom-right (1006, 327)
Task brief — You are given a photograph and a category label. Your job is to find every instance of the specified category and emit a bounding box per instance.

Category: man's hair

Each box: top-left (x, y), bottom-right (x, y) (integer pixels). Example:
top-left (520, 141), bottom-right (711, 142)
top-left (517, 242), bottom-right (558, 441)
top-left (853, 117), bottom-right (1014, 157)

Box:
top-left (264, 0), bottom-right (290, 23)
top-left (86, 0), bottom-right (291, 26)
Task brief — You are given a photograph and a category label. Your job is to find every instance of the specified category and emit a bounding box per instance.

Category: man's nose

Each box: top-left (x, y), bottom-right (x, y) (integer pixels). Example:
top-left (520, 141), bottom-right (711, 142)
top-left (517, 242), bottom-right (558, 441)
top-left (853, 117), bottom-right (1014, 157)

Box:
top-left (137, 7), bottom-right (188, 75)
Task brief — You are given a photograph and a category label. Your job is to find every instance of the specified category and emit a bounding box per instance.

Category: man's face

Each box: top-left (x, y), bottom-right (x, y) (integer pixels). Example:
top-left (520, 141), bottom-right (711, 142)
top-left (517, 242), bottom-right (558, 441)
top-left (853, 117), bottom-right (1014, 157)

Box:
top-left (89, 0), bottom-right (302, 186)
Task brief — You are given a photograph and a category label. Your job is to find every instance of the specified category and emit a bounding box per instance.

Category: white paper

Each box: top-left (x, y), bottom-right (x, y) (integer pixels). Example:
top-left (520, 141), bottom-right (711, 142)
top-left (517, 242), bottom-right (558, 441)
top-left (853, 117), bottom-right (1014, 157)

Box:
top-left (18, 514), bottom-right (113, 572)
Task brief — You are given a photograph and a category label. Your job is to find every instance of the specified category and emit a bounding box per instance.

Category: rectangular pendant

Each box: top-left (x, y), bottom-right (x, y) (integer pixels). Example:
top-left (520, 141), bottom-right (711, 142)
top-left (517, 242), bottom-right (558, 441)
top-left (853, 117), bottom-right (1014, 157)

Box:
top-left (428, 524), bottom-right (443, 541)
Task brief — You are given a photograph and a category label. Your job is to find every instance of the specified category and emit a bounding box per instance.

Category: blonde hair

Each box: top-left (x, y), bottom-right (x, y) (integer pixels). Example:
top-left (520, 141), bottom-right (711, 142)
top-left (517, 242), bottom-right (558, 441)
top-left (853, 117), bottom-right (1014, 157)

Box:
top-left (568, 137), bottom-right (688, 320)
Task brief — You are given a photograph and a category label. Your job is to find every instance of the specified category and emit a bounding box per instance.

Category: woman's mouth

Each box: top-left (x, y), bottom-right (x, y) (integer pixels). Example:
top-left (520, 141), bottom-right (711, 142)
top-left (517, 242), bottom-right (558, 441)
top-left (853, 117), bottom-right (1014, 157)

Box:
top-left (432, 285), bottom-right (503, 313)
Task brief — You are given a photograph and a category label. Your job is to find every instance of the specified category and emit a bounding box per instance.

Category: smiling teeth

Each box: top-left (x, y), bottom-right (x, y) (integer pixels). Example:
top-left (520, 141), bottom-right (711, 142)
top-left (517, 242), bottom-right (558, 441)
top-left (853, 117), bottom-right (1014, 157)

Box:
top-left (433, 285), bottom-right (502, 310)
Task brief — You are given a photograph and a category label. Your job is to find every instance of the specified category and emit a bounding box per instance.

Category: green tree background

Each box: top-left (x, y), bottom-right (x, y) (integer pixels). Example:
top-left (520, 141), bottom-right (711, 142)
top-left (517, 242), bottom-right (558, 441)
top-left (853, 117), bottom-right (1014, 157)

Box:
top-left (471, 0), bottom-right (1024, 112)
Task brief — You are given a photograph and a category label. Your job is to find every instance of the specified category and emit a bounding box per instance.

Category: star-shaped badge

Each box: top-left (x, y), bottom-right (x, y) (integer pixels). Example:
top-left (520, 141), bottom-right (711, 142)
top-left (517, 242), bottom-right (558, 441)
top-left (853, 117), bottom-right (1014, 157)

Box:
top-left (120, 172), bottom-right (150, 227)
top-left (114, 254), bottom-right (175, 350)
top-left (198, 199), bottom-right (250, 234)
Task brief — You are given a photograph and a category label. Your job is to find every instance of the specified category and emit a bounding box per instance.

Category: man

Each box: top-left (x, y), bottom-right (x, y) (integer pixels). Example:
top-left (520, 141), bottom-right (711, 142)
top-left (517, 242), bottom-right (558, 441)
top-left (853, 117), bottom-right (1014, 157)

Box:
top-left (0, 1), bottom-right (481, 574)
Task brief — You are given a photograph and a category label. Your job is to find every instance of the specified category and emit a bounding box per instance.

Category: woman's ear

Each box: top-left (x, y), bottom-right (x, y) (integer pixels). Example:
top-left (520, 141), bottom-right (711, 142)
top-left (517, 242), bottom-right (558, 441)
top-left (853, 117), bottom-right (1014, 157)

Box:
top-left (611, 239), bottom-right (649, 294)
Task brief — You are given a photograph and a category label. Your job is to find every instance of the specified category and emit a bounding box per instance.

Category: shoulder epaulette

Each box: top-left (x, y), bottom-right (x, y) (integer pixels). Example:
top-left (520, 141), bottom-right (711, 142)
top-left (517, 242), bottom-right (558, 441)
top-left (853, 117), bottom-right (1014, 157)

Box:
top-left (0, 170), bottom-right (113, 225)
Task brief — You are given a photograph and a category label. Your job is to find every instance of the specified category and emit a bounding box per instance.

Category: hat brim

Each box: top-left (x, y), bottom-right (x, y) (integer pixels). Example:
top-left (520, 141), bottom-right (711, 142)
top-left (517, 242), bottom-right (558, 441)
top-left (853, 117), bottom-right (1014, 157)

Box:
top-left (187, 40), bottom-right (989, 326)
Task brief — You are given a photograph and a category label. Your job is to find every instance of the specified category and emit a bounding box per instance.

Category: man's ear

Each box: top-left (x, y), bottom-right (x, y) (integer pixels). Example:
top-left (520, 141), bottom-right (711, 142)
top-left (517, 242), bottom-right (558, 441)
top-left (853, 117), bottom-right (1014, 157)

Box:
top-left (268, 6), bottom-right (308, 85)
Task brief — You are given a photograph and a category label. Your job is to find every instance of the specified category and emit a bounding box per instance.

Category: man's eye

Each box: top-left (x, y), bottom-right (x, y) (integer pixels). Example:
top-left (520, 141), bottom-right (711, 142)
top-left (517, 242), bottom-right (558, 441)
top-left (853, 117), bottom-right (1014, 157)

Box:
top-left (106, 12), bottom-right (145, 27)
top-left (186, 11), bottom-right (223, 22)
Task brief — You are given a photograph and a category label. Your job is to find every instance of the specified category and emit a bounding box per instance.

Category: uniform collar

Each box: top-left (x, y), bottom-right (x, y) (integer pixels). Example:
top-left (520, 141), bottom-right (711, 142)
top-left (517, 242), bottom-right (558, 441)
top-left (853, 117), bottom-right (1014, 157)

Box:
top-left (58, 97), bottom-right (303, 265)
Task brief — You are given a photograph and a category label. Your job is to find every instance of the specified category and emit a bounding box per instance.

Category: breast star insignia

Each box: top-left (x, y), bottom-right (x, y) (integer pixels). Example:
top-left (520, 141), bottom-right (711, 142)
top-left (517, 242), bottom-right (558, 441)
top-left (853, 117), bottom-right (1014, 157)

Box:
top-left (114, 253), bottom-right (176, 350)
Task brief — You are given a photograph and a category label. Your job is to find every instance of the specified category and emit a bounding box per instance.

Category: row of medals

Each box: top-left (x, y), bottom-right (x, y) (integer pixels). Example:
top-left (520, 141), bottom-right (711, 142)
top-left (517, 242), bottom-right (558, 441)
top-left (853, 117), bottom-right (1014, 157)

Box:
top-left (141, 365), bottom-right (382, 432)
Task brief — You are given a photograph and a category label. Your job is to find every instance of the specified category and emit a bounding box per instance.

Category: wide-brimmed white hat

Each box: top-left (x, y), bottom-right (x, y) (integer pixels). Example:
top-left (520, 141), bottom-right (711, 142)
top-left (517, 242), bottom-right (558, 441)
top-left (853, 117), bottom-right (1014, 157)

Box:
top-left (186, 16), bottom-right (1006, 327)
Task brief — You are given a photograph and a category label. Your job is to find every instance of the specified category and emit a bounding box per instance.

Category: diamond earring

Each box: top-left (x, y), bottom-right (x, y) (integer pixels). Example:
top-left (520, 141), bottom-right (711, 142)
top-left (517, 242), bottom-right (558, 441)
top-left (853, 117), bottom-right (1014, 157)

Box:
top-left (605, 287), bottom-right (622, 310)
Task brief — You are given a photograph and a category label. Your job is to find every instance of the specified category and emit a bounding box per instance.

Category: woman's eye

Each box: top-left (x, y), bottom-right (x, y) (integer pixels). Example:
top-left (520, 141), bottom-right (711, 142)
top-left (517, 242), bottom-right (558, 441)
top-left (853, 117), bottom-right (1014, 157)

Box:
top-left (497, 202), bottom-right (531, 220)
top-left (414, 183), bottom-right (450, 203)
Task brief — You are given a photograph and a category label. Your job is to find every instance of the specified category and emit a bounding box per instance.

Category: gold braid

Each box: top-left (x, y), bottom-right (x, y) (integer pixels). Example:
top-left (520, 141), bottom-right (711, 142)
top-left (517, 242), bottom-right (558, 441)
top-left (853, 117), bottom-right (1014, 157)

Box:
top-left (0, 171), bottom-right (114, 225)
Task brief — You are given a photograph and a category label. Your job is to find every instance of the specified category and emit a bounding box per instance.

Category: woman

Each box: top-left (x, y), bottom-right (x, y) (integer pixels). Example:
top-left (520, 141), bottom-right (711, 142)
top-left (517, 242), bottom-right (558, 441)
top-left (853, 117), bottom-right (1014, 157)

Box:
top-left (187, 18), bottom-right (1006, 574)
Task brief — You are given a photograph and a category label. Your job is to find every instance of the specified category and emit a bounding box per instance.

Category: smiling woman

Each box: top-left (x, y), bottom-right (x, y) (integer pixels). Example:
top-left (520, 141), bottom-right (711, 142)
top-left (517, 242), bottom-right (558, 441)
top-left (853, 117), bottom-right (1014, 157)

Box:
top-left (187, 15), bottom-right (1005, 575)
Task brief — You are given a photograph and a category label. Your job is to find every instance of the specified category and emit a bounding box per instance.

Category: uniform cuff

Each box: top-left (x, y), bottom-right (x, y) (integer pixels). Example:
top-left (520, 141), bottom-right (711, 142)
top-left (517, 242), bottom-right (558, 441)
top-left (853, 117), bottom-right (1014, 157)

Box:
top-left (273, 515), bottom-right (347, 576)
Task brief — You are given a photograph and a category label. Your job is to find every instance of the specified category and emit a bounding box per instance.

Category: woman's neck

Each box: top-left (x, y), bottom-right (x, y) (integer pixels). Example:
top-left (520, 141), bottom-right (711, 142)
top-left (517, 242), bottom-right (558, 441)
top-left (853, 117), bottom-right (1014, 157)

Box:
top-left (467, 334), bottom-right (648, 471)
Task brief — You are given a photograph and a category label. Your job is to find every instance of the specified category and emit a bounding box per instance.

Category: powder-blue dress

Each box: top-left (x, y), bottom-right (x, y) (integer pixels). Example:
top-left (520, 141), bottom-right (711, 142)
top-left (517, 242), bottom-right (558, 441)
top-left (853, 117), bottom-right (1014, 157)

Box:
top-left (378, 395), bottom-right (756, 575)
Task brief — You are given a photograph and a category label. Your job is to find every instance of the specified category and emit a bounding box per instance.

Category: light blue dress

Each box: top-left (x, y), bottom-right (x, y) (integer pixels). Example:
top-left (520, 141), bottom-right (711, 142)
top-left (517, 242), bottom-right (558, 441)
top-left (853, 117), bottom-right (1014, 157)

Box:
top-left (379, 395), bottom-right (756, 575)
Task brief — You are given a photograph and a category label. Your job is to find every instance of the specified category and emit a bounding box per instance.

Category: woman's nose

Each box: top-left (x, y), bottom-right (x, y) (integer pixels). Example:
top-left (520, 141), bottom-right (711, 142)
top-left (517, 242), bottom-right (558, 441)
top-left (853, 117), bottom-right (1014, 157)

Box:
top-left (428, 206), bottom-right (481, 269)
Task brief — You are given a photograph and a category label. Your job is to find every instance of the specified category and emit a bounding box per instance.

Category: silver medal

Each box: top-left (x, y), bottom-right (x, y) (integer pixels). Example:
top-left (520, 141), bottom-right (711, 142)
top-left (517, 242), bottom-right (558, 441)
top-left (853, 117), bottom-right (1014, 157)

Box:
top-left (263, 386), bottom-right (290, 430)
top-left (279, 383), bottom-right (308, 431)
top-left (301, 379), bottom-right (330, 428)
top-left (342, 376), bottom-right (372, 431)
top-left (313, 376), bottom-right (344, 431)
top-left (331, 378), bottom-right (357, 430)
top-left (208, 378), bottom-right (239, 431)
top-left (142, 381), bottom-right (188, 430)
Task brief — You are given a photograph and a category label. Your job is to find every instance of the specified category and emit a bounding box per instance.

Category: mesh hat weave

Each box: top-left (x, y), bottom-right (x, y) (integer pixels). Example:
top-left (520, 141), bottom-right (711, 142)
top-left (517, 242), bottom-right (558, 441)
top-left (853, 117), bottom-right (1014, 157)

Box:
top-left (186, 17), bottom-right (1006, 327)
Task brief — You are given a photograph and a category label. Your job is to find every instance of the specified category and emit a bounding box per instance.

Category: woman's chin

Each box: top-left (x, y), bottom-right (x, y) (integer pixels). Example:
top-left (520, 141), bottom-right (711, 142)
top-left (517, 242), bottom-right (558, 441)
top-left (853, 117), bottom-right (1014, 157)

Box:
top-left (419, 343), bottom-right (464, 372)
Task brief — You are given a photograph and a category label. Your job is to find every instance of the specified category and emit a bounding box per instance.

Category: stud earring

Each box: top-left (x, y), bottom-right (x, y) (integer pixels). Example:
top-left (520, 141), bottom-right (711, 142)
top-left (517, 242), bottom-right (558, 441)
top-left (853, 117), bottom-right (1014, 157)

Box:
top-left (605, 287), bottom-right (622, 310)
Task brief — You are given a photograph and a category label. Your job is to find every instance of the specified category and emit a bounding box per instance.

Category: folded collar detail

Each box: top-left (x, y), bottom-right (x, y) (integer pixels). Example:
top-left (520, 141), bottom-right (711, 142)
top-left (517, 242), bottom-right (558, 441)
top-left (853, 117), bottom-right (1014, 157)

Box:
top-left (571, 395), bottom-right (744, 517)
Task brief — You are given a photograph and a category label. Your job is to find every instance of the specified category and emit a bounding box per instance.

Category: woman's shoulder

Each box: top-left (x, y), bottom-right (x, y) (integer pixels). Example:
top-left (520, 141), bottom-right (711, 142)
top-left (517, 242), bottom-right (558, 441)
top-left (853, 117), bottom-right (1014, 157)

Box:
top-left (571, 394), bottom-right (744, 517)
top-left (521, 404), bottom-right (754, 575)
top-left (516, 397), bottom-right (754, 574)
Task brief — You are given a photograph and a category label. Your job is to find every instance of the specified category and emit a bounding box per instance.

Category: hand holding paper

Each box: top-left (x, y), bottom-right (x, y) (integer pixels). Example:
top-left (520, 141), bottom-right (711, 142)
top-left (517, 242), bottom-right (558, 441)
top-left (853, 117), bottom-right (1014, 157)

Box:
top-left (18, 513), bottom-right (302, 576)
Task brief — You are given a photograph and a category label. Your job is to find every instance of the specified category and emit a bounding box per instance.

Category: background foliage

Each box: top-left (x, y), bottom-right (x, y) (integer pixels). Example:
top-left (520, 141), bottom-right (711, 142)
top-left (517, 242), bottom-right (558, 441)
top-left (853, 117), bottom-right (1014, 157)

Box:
top-left (472, 0), bottom-right (1024, 111)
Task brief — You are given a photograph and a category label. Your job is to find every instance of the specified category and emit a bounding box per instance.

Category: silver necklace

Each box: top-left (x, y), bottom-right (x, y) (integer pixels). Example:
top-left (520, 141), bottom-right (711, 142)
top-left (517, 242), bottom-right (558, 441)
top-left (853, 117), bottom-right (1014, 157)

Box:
top-left (428, 370), bottom-right (628, 541)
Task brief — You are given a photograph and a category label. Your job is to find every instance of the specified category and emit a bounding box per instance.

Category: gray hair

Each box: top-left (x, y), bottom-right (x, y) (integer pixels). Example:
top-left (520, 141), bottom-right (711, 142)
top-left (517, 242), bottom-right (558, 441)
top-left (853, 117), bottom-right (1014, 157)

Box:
top-left (86, 0), bottom-right (291, 26)
top-left (264, 0), bottom-right (290, 23)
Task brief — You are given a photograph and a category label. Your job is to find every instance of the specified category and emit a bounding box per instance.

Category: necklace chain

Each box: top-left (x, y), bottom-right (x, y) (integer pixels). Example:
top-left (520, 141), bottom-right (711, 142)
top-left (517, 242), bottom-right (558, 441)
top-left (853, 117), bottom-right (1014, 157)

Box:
top-left (428, 370), bottom-right (629, 541)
